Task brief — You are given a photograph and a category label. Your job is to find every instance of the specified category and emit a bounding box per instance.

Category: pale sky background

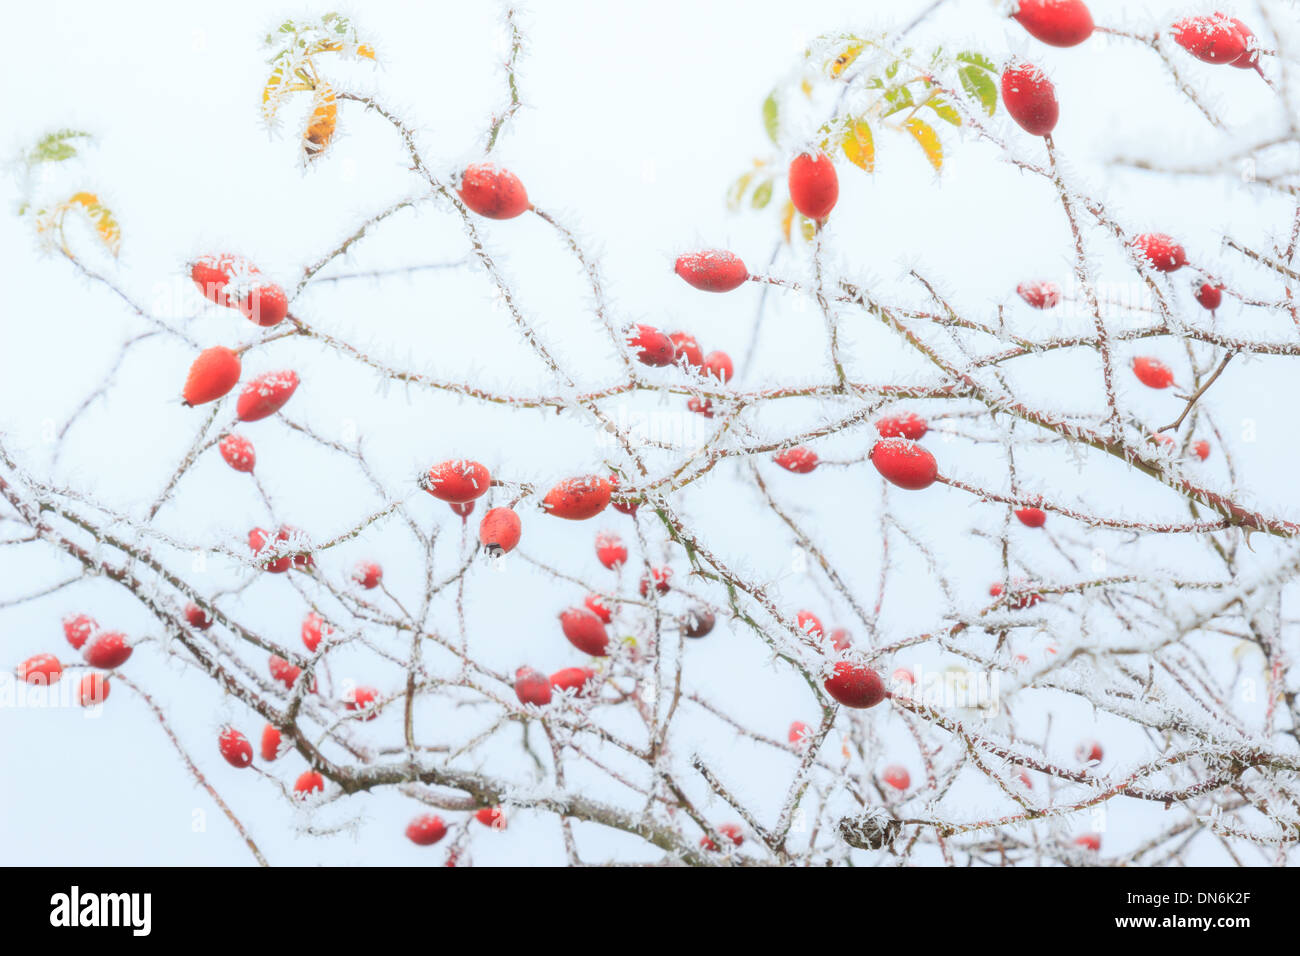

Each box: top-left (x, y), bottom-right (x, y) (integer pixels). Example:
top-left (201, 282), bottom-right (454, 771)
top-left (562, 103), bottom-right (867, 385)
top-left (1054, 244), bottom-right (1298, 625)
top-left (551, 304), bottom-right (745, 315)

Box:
top-left (1, 0), bottom-right (1296, 865)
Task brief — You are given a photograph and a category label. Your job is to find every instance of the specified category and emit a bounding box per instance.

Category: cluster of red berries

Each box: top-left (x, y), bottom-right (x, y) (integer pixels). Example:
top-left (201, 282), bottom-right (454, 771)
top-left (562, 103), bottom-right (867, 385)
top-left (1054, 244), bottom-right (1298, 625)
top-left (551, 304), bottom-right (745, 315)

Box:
top-left (13, 613), bottom-right (133, 706)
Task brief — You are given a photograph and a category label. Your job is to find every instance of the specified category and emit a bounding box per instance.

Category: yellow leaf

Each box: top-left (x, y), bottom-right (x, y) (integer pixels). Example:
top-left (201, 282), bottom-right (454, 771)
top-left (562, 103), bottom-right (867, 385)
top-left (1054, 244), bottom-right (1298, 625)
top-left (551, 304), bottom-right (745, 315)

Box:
top-left (356, 43), bottom-right (376, 60)
top-left (800, 78), bottom-right (813, 98)
top-left (40, 192), bottom-right (122, 258)
top-left (262, 61), bottom-right (311, 127)
top-left (904, 117), bottom-right (943, 172)
top-left (780, 199), bottom-right (795, 244)
top-left (842, 119), bottom-right (875, 173)
top-left (829, 43), bottom-right (864, 79)
top-left (302, 84), bottom-right (338, 163)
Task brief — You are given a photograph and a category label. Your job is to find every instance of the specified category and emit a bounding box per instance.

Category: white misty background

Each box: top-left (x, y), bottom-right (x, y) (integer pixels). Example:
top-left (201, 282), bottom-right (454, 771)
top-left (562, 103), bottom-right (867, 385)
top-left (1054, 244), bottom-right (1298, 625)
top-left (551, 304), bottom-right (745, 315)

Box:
top-left (0, 0), bottom-right (1295, 865)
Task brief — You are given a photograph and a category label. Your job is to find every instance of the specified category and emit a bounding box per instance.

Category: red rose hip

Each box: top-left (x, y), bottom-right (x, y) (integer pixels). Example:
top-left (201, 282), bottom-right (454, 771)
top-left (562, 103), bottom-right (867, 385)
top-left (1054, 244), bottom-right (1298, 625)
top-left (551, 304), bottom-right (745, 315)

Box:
top-left (674, 250), bottom-right (748, 292)
top-left (560, 607), bottom-right (610, 656)
top-left (1000, 62), bottom-right (1059, 137)
top-left (219, 434), bottom-right (256, 473)
top-left (458, 163), bottom-right (531, 219)
top-left (236, 370), bottom-right (299, 421)
top-left (788, 151), bottom-right (838, 222)
top-left (478, 507), bottom-right (522, 555)
top-left (870, 439), bottom-right (938, 490)
top-left (824, 661), bottom-right (886, 708)
top-left (182, 346), bottom-right (242, 406)
top-left (425, 459), bottom-right (491, 503)
top-left (543, 476), bottom-right (612, 520)
top-left (1012, 0), bottom-right (1094, 48)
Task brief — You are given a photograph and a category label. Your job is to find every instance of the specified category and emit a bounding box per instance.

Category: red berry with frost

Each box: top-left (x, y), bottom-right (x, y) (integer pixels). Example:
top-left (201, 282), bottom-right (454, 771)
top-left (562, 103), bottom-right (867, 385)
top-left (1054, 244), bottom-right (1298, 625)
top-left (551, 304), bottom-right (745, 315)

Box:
top-left (478, 507), bottom-right (521, 556)
top-left (294, 770), bottom-right (325, 799)
top-left (1000, 61), bottom-right (1059, 137)
top-left (669, 332), bottom-right (704, 369)
top-left (1193, 440), bottom-right (1210, 461)
top-left (1132, 233), bottom-right (1187, 272)
top-left (182, 346), bottom-right (242, 406)
top-left (1015, 507), bottom-right (1047, 528)
top-left (218, 727), bottom-right (254, 768)
top-left (882, 765), bottom-right (911, 791)
top-left (687, 397), bottom-right (714, 418)
top-left (302, 612), bottom-right (331, 652)
top-left (788, 151), bottom-right (838, 222)
top-left (543, 475), bottom-right (612, 520)
top-left (1012, 0), bottom-right (1094, 47)
top-left (824, 662), bottom-right (886, 708)
top-left (249, 527), bottom-right (291, 573)
top-left (83, 631), bottom-right (132, 669)
top-left (238, 281), bottom-right (288, 327)
top-left (989, 581), bottom-right (1043, 610)
top-left (219, 434), bottom-right (256, 473)
top-left (607, 474), bottom-right (639, 516)
top-left (236, 369), bottom-right (299, 422)
top-left (1074, 833), bottom-right (1101, 851)
top-left (870, 439), bottom-right (938, 490)
top-left (345, 685), bottom-right (380, 719)
top-left (681, 607), bottom-right (715, 638)
top-left (77, 673), bottom-right (109, 706)
top-left (190, 253), bottom-right (241, 304)
top-left (352, 561), bottom-right (383, 590)
top-left (269, 654), bottom-right (303, 689)
top-left (1131, 356), bottom-right (1174, 389)
top-left (1194, 281), bottom-right (1223, 314)
top-left (774, 446), bottom-right (818, 474)
top-left (796, 610), bottom-right (824, 639)
top-left (260, 724), bottom-right (284, 761)
top-left (1228, 18), bottom-right (1262, 72)
top-left (891, 667), bottom-right (915, 688)
top-left (829, 628), bottom-right (852, 652)
top-left (628, 324), bottom-right (676, 367)
top-left (458, 163), bottom-right (531, 219)
top-left (788, 721), bottom-right (809, 745)
top-left (674, 250), bottom-right (748, 293)
top-left (1172, 13), bottom-right (1247, 64)
top-left (1076, 739), bottom-right (1103, 763)
top-left (1017, 280), bottom-right (1062, 309)
top-left (184, 602), bottom-right (212, 630)
top-left (875, 413), bottom-right (928, 441)
top-left (63, 613), bottom-right (97, 650)
top-left (560, 607), bottom-right (610, 656)
top-left (475, 806), bottom-right (508, 830)
top-left (514, 666), bottom-right (553, 706)
top-left (639, 566), bottom-right (672, 596)
top-left (450, 501), bottom-right (475, 521)
top-left (594, 531), bottom-right (627, 570)
top-left (425, 459), bottom-right (491, 504)
top-left (16, 653), bottom-right (62, 686)
top-left (700, 823), bottom-right (744, 851)
top-left (550, 666), bottom-right (597, 696)
top-left (702, 350), bottom-right (734, 384)
top-left (584, 593), bottom-right (612, 623)
top-left (406, 813), bottom-right (448, 845)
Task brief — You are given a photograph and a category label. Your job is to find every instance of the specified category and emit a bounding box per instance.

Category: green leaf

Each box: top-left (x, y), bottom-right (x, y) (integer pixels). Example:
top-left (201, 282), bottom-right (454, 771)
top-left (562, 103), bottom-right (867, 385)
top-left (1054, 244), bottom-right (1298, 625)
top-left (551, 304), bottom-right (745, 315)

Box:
top-left (881, 86), bottom-right (915, 117)
top-left (958, 65), bottom-right (998, 116)
top-left (928, 96), bottom-right (962, 126)
top-left (956, 51), bottom-right (996, 73)
top-left (751, 179), bottom-right (774, 210)
top-left (727, 171), bottom-right (755, 211)
top-left (27, 130), bottom-right (92, 166)
top-left (884, 59), bottom-right (900, 80)
top-left (762, 91), bottom-right (780, 145)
